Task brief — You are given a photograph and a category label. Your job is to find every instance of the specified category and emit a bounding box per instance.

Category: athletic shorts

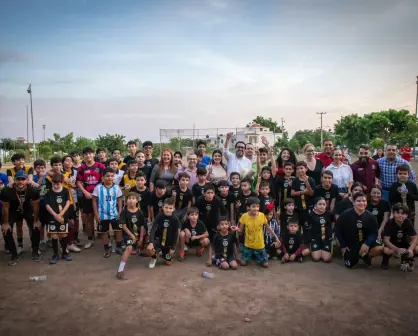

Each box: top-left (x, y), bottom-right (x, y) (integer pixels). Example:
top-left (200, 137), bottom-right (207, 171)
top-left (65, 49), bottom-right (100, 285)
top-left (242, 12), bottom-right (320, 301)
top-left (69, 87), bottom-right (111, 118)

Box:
top-left (213, 256), bottom-right (235, 267)
top-left (241, 246), bottom-right (268, 263)
top-left (123, 233), bottom-right (136, 247)
top-left (77, 196), bottom-right (84, 210)
top-left (155, 243), bottom-right (172, 261)
top-left (311, 238), bottom-right (333, 253)
top-left (9, 213), bottom-right (33, 227)
top-left (68, 206), bottom-right (77, 220)
top-left (39, 205), bottom-right (49, 227)
top-left (265, 243), bottom-right (281, 257)
top-left (83, 198), bottom-right (94, 214)
top-left (47, 221), bottom-right (68, 234)
top-left (98, 219), bottom-right (121, 233)
top-left (186, 238), bottom-right (202, 248)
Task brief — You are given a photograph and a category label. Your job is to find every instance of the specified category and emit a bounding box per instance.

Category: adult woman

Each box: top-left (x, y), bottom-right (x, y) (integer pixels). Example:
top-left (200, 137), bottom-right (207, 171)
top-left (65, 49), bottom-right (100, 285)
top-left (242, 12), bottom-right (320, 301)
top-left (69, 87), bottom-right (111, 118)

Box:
top-left (325, 148), bottom-right (353, 198)
top-left (207, 150), bottom-right (228, 185)
top-left (275, 148), bottom-right (297, 178)
top-left (303, 143), bottom-right (323, 187)
top-left (150, 148), bottom-right (177, 191)
top-left (367, 185), bottom-right (390, 242)
top-left (372, 148), bottom-right (384, 160)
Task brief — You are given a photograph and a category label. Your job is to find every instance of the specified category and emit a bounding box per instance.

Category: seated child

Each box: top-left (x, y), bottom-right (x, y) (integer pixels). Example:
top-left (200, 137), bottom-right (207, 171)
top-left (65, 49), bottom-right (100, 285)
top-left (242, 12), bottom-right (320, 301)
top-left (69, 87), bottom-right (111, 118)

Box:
top-left (213, 217), bottom-right (239, 270)
top-left (280, 219), bottom-right (304, 263)
top-left (263, 203), bottom-right (281, 259)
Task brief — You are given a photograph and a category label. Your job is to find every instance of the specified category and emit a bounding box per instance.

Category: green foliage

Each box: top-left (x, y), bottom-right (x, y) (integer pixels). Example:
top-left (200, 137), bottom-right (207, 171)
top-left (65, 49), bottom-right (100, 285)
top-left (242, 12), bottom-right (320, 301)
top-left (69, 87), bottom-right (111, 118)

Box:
top-left (247, 116), bottom-right (282, 132)
top-left (74, 137), bottom-right (96, 150)
top-left (370, 138), bottom-right (385, 150)
top-left (291, 129), bottom-right (332, 149)
top-left (46, 133), bottom-right (75, 153)
top-left (288, 138), bottom-right (300, 153)
top-left (275, 131), bottom-right (289, 150)
top-left (169, 138), bottom-right (194, 152)
top-left (37, 143), bottom-right (53, 160)
top-left (0, 138), bottom-right (16, 151)
top-left (95, 134), bottom-right (126, 153)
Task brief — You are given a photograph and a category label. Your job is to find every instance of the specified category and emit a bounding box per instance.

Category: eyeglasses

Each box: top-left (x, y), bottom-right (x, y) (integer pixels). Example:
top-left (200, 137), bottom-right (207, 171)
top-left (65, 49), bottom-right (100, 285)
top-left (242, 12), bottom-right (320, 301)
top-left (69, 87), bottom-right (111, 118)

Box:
top-left (236, 146), bottom-right (245, 149)
top-left (306, 150), bottom-right (314, 153)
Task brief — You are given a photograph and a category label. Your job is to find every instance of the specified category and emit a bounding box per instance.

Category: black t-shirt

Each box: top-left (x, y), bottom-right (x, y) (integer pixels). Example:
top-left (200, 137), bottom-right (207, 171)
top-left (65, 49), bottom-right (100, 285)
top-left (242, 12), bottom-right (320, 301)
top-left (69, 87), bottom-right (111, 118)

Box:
top-left (230, 186), bottom-right (241, 199)
top-left (173, 185), bottom-right (193, 210)
top-left (291, 177), bottom-right (315, 211)
top-left (45, 188), bottom-right (70, 222)
top-left (138, 166), bottom-right (151, 185)
top-left (258, 195), bottom-right (274, 214)
top-left (195, 195), bottom-right (227, 230)
top-left (192, 183), bottom-right (207, 202)
top-left (306, 160), bottom-right (324, 187)
top-left (182, 219), bottom-right (207, 236)
top-left (314, 184), bottom-right (340, 212)
top-left (130, 187), bottom-right (152, 219)
top-left (1, 186), bottom-right (40, 215)
top-left (335, 209), bottom-right (378, 248)
top-left (149, 213), bottom-right (181, 249)
top-left (282, 232), bottom-right (303, 255)
top-left (389, 181), bottom-right (418, 215)
top-left (336, 198), bottom-right (353, 216)
top-left (213, 231), bottom-right (237, 259)
top-left (367, 200), bottom-right (390, 228)
top-left (123, 154), bottom-right (136, 164)
top-left (144, 158), bottom-right (159, 172)
top-left (309, 210), bottom-right (333, 240)
top-left (120, 207), bottom-right (145, 233)
top-left (150, 191), bottom-right (171, 217)
top-left (6, 166), bottom-right (34, 177)
top-left (237, 191), bottom-right (257, 217)
top-left (383, 218), bottom-right (416, 247)
top-left (217, 191), bottom-right (236, 217)
top-left (276, 176), bottom-right (294, 209)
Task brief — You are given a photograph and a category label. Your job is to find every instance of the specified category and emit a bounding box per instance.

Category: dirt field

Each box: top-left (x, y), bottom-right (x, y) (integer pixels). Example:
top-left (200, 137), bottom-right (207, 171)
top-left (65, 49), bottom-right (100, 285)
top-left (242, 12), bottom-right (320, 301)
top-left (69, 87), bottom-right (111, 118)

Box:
top-left (0, 159), bottom-right (417, 336)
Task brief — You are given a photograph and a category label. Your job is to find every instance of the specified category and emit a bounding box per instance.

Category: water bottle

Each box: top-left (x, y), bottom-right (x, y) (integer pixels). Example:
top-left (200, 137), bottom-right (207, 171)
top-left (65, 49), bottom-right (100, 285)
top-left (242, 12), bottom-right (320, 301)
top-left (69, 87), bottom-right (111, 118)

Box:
top-left (400, 183), bottom-right (407, 200)
top-left (202, 271), bottom-right (215, 279)
top-left (30, 275), bottom-right (47, 281)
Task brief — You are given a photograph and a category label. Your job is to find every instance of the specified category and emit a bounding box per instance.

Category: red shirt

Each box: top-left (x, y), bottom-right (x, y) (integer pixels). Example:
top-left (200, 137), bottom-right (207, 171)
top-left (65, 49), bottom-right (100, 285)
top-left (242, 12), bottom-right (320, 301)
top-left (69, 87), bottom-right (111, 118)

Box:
top-left (401, 147), bottom-right (412, 161)
top-left (315, 152), bottom-right (333, 168)
top-left (350, 159), bottom-right (380, 192)
top-left (76, 162), bottom-right (105, 193)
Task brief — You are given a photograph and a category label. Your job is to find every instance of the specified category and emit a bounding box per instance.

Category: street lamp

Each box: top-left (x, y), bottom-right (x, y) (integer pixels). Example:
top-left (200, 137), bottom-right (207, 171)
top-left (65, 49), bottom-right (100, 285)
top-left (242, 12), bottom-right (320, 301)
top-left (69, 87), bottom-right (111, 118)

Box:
top-left (42, 124), bottom-right (46, 142)
top-left (27, 83), bottom-right (36, 158)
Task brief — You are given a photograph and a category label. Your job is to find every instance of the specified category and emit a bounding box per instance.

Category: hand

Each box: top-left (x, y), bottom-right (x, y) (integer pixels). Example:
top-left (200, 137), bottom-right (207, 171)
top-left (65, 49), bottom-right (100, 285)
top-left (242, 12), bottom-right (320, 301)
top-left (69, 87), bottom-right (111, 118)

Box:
top-left (130, 235), bottom-right (137, 243)
top-left (34, 220), bottom-right (41, 229)
top-left (1, 223), bottom-right (11, 233)
top-left (171, 190), bottom-right (177, 198)
top-left (190, 235), bottom-right (197, 241)
top-left (64, 177), bottom-right (71, 184)
top-left (226, 132), bottom-right (233, 139)
top-left (289, 254), bottom-right (296, 261)
top-left (230, 225), bottom-right (238, 231)
top-left (95, 215), bottom-right (101, 224)
top-left (283, 253), bottom-right (289, 261)
top-left (169, 249), bottom-right (175, 256)
top-left (84, 192), bottom-right (93, 200)
top-left (236, 200), bottom-right (241, 208)
top-left (31, 182), bottom-right (40, 188)
top-left (273, 240), bottom-right (281, 248)
top-left (255, 148), bottom-right (260, 156)
top-left (377, 231), bottom-right (382, 242)
top-left (407, 249), bottom-right (414, 258)
top-left (261, 136), bottom-right (269, 147)
top-left (359, 244), bottom-right (369, 256)
top-left (54, 214), bottom-right (62, 223)
top-left (397, 247), bottom-right (407, 255)
top-left (207, 164), bottom-right (213, 173)
top-left (300, 175), bottom-right (308, 183)
top-left (147, 243), bottom-right (154, 252)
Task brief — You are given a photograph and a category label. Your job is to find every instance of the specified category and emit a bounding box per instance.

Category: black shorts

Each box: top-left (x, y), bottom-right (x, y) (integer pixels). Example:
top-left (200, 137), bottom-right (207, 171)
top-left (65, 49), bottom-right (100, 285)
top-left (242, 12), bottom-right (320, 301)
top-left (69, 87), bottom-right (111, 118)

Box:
top-left (39, 205), bottom-right (49, 227)
top-left (68, 205), bottom-right (77, 220)
top-left (98, 219), bottom-right (121, 233)
top-left (47, 221), bottom-right (68, 234)
top-left (123, 233), bottom-right (136, 247)
top-left (83, 198), bottom-right (94, 214)
top-left (155, 243), bottom-right (172, 261)
top-left (311, 238), bottom-right (333, 253)
top-left (77, 196), bottom-right (84, 210)
top-left (9, 212), bottom-right (33, 227)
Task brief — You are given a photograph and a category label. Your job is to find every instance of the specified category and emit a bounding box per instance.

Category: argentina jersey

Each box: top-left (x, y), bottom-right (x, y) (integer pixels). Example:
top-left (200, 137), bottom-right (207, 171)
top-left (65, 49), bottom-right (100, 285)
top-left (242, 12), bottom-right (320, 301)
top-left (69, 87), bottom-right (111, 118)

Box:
top-left (93, 184), bottom-right (123, 220)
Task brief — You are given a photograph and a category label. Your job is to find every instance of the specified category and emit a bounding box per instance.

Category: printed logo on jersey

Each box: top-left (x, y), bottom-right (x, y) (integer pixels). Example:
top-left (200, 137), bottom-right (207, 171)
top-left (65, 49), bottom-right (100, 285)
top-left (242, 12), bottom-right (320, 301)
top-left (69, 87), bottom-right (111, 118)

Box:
top-left (300, 185), bottom-right (306, 191)
top-left (57, 196), bottom-right (63, 204)
top-left (163, 220), bottom-right (169, 228)
top-left (284, 182), bottom-right (289, 188)
top-left (158, 200), bottom-right (163, 207)
top-left (325, 192), bottom-right (330, 199)
top-left (223, 240), bottom-right (228, 247)
top-left (132, 216), bottom-right (137, 223)
top-left (206, 205), bottom-right (212, 211)
top-left (372, 209), bottom-right (378, 216)
top-left (397, 231), bottom-right (403, 239)
top-left (50, 225), bottom-right (56, 231)
top-left (60, 225), bottom-right (66, 231)
top-left (320, 218), bottom-right (325, 224)
top-left (289, 238), bottom-right (295, 245)
top-left (356, 221), bottom-right (362, 228)
top-left (191, 230), bottom-right (196, 236)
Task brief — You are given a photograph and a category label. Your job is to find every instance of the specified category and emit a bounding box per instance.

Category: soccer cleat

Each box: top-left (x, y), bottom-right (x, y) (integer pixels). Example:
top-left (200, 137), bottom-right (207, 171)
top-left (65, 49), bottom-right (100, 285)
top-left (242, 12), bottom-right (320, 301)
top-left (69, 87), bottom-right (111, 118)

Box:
top-left (32, 252), bottom-right (41, 262)
top-left (84, 241), bottom-right (94, 249)
top-left (16, 246), bottom-right (23, 255)
top-left (8, 256), bottom-right (20, 266)
top-left (49, 255), bottom-right (59, 265)
top-left (39, 241), bottom-right (47, 252)
top-left (149, 258), bottom-right (157, 269)
top-left (117, 271), bottom-right (127, 280)
top-left (68, 244), bottom-right (81, 253)
top-left (62, 254), bottom-right (72, 262)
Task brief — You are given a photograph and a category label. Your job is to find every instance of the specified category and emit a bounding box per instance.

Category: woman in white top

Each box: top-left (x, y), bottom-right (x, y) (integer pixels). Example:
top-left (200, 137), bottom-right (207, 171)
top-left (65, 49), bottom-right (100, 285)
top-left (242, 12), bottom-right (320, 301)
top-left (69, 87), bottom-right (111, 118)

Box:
top-left (207, 150), bottom-right (228, 186)
top-left (325, 148), bottom-right (353, 198)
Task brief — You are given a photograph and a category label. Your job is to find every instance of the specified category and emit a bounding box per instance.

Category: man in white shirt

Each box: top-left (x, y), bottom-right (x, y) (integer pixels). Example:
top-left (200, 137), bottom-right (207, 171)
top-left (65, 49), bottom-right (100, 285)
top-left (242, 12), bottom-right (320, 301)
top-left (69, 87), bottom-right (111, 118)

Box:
top-left (223, 132), bottom-right (254, 180)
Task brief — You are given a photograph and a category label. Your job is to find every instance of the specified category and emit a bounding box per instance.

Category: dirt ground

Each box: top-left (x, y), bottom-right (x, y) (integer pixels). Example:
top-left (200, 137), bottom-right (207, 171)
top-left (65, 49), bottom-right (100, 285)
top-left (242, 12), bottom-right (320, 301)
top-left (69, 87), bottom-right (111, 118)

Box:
top-left (0, 160), bottom-right (418, 336)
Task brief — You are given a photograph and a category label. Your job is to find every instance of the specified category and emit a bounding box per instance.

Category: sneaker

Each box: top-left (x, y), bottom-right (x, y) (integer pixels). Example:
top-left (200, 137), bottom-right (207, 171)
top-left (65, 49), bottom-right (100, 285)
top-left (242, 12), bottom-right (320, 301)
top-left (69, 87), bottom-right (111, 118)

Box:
top-left (39, 241), bottom-right (47, 251)
top-left (75, 239), bottom-right (83, 247)
top-left (16, 246), bottom-right (23, 255)
top-left (62, 254), bottom-right (72, 262)
top-left (8, 256), bottom-right (20, 266)
top-left (178, 253), bottom-right (185, 262)
top-left (103, 250), bottom-right (111, 258)
top-left (112, 244), bottom-right (116, 254)
top-left (84, 241), bottom-right (94, 249)
top-left (50, 255), bottom-right (59, 265)
top-left (149, 257), bottom-right (157, 269)
top-left (117, 271), bottom-right (127, 280)
top-left (196, 248), bottom-right (204, 257)
top-left (32, 252), bottom-right (41, 262)
top-left (115, 246), bottom-right (123, 255)
top-left (184, 245), bottom-right (188, 252)
top-left (362, 254), bottom-right (372, 268)
top-left (68, 244), bottom-right (81, 253)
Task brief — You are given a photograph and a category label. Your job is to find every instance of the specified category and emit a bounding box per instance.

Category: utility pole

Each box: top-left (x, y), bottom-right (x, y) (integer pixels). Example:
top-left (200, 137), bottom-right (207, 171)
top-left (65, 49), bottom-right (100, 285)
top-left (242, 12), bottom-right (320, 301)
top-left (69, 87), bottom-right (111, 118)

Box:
top-left (27, 83), bottom-right (36, 159)
top-left (414, 76), bottom-right (418, 158)
top-left (42, 124), bottom-right (46, 142)
top-left (316, 112), bottom-right (327, 147)
top-left (281, 117), bottom-right (285, 135)
top-left (26, 106), bottom-right (30, 158)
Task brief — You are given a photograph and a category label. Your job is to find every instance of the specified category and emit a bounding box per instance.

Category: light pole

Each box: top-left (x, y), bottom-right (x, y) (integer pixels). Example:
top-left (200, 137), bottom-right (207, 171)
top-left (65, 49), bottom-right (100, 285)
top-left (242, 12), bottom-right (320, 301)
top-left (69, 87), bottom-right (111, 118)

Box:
top-left (42, 124), bottom-right (46, 142)
top-left (27, 83), bottom-right (36, 158)
top-left (413, 76), bottom-right (418, 158)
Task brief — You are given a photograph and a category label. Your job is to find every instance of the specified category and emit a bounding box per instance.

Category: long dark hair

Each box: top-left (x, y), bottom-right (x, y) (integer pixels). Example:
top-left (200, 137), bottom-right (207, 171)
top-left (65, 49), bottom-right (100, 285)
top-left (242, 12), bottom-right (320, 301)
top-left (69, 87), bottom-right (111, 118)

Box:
top-left (212, 149), bottom-right (227, 170)
top-left (277, 148), bottom-right (297, 167)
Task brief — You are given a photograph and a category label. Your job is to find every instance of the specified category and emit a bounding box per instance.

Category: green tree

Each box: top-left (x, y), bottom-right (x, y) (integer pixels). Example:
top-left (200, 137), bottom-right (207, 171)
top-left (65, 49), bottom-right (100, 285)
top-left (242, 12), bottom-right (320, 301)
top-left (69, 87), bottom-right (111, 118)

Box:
top-left (169, 137), bottom-right (194, 152)
top-left (370, 138), bottom-right (385, 150)
top-left (95, 134), bottom-right (126, 153)
top-left (74, 137), bottom-right (96, 150)
top-left (275, 131), bottom-right (289, 150)
top-left (47, 133), bottom-right (75, 153)
top-left (38, 143), bottom-right (53, 160)
top-left (334, 114), bottom-right (370, 150)
top-left (247, 116), bottom-right (282, 132)
top-left (288, 138), bottom-right (301, 153)
top-left (0, 138), bottom-right (17, 151)
top-left (291, 129), bottom-right (332, 148)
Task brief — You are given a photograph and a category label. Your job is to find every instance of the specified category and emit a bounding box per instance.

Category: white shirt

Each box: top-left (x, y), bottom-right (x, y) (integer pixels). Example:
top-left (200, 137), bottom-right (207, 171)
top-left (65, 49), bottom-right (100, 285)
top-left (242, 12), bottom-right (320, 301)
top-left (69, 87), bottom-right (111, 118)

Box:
top-left (113, 170), bottom-right (125, 186)
top-left (325, 162), bottom-right (353, 189)
top-left (223, 148), bottom-right (253, 178)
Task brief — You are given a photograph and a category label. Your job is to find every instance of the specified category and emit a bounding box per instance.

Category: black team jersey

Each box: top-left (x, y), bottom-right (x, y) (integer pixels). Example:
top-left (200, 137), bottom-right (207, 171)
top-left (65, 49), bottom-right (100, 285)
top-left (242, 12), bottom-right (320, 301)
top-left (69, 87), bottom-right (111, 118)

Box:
top-left (366, 200), bottom-right (390, 228)
top-left (276, 176), bottom-right (294, 209)
top-left (173, 185), bottom-right (193, 210)
top-left (237, 191), bottom-right (257, 218)
top-left (383, 218), bottom-right (416, 247)
top-left (313, 184), bottom-right (340, 212)
top-left (182, 219), bottom-right (207, 236)
top-left (149, 212), bottom-right (181, 249)
top-left (335, 208), bottom-right (378, 249)
top-left (45, 188), bottom-right (70, 222)
top-left (258, 195), bottom-right (274, 214)
top-left (291, 177), bottom-right (315, 212)
top-left (1, 186), bottom-right (40, 216)
top-left (281, 231), bottom-right (303, 255)
top-left (308, 210), bottom-right (333, 241)
top-left (217, 191), bottom-right (236, 219)
top-left (279, 211), bottom-right (299, 236)
top-left (150, 191), bottom-right (172, 218)
top-left (192, 183), bottom-right (207, 201)
top-left (130, 187), bottom-right (152, 219)
top-left (120, 207), bottom-right (145, 234)
top-left (195, 195), bottom-right (227, 231)
top-left (213, 231), bottom-right (237, 259)
top-left (336, 198), bottom-right (354, 216)
top-left (230, 186), bottom-right (241, 199)
top-left (389, 181), bottom-right (418, 217)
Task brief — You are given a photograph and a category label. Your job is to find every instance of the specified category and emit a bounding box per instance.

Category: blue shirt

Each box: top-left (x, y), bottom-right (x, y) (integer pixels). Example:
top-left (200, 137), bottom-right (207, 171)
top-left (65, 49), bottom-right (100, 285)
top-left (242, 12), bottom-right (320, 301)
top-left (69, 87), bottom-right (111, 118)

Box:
top-left (198, 156), bottom-right (212, 168)
top-left (92, 184), bottom-right (123, 220)
top-left (377, 157), bottom-right (416, 189)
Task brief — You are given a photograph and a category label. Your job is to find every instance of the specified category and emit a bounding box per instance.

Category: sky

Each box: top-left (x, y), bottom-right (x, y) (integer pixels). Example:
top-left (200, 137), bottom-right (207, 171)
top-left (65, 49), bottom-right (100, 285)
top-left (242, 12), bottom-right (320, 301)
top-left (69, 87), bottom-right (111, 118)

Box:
top-left (0, 0), bottom-right (417, 143)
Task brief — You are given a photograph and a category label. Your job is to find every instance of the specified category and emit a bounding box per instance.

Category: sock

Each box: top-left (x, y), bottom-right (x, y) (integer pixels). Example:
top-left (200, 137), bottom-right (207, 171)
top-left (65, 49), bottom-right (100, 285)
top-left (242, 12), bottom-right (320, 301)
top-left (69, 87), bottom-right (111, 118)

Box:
top-left (17, 237), bottom-right (23, 247)
top-left (74, 232), bottom-right (79, 241)
top-left (60, 237), bottom-right (68, 255)
top-left (88, 236), bottom-right (93, 241)
top-left (179, 251), bottom-right (185, 258)
top-left (118, 261), bottom-right (126, 273)
top-left (104, 244), bottom-right (109, 252)
top-left (52, 238), bottom-right (59, 256)
top-left (116, 241), bottom-right (122, 248)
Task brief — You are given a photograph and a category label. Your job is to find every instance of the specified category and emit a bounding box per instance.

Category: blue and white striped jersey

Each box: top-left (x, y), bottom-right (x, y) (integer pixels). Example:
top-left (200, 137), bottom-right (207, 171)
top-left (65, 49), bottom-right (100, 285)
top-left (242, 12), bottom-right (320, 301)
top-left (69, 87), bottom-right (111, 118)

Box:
top-left (92, 184), bottom-right (123, 220)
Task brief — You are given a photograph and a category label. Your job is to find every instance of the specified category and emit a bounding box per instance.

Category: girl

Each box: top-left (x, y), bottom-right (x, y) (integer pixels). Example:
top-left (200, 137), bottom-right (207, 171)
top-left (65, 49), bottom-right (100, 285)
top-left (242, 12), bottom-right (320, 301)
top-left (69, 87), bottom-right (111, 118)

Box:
top-left (325, 148), bottom-right (353, 199)
top-left (335, 182), bottom-right (365, 220)
top-left (367, 185), bottom-right (390, 242)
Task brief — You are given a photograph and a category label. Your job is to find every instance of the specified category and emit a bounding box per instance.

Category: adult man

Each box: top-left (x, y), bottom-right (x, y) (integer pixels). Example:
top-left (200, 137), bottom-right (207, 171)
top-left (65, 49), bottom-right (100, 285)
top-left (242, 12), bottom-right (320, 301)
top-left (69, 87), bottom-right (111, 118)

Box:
top-left (223, 132), bottom-right (253, 179)
top-left (316, 139), bottom-right (334, 167)
top-left (350, 144), bottom-right (380, 193)
top-left (196, 140), bottom-right (212, 168)
top-left (245, 143), bottom-right (256, 164)
top-left (123, 140), bottom-right (138, 164)
top-left (400, 143), bottom-right (412, 162)
top-left (175, 153), bottom-right (199, 189)
top-left (378, 144), bottom-right (415, 201)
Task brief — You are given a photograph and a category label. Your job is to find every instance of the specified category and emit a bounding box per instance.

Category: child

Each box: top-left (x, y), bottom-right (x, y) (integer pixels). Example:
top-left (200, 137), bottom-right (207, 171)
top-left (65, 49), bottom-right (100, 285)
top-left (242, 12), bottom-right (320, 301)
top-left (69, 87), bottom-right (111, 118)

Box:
top-left (389, 164), bottom-right (418, 224)
top-left (309, 197), bottom-right (334, 262)
top-left (117, 192), bottom-right (145, 280)
top-left (258, 181), bottom-right (274, 214)
top-left (95, 148), bottom-right (107, 164)
top-left (237, 177), bottom-right (257, 220)
top-left (71, 150), bottom-right (85, 235)
top-left (280, 220), bottom-right (304, 263)
top-left (195, 184), bottom-right (227, 266)
top-left (382, 203), bottom-right (417, 271)
top-left (259, 166), bottom-right (275, 197)
top-left (130, 171), bottom-right (153, 225)
top-left (33, 159), bottom-right (49, 252)
top-left (107, 157), bottom-right (124, 186)
top-left (212, 217), bottom-right (239, 270)
top-left (263, 204), bottom-right (281, 259)
top-left (313, 170), bottom-right (340, 213)
top-left (230, 172), bottom-right (241, 199)
top-left (150, 180), bottom-right (171, 221)
top-left (135, 150), bottom-right (151, 179)
top-left (178, 207), bottom-right (210, 261)
top-left (335, 182), bottom-right (364, 220)
top-left (172, 172), bottom-right (193, 221)
top-left (120, 159), bottom-right (139, 198)
top-left (111, 149), bottom-right (127, 172)
top-left (192, 167), bottom-right (208, 203)
top-left (147, 198), bottom-right (181, 268)
top-left (0, 160), bottom-right (8, 191)
top-left (92, 168), bottom-right (123, 257)
top-left (238, 197), bottom-right (279, 268)
top-left (275, 162), bottom-right (294, 212)
top-left (279, 198), bottom-right (299, 235)
top-left (217, 180), bottom-right (236, 223)
top-left (6, 153), bottom-right (34, 187)
top-left (367, 185), bottom-right (390, 242)
top-left (45, 173), bottom-right (72, 264)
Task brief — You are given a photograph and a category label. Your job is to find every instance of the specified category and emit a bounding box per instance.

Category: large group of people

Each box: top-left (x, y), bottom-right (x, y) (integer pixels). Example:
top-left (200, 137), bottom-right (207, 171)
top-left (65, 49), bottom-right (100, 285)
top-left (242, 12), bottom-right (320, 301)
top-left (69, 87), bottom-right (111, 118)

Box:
top-left (0, 135), bottom-right (417, 280)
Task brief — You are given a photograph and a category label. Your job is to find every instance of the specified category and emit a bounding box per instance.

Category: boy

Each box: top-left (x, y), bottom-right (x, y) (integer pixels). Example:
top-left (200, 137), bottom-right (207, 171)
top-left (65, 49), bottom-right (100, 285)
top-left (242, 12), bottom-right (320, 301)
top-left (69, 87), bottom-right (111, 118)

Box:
top-left (111, 149), bottom-right (127, 172)
top-left (213, 217), bottom-right (239, 270)
top-left (142, 141), bottom-right (159, 171)
top-left (33, 159), bottom-right (49, 252)
top-left (147, 198), bottom-right (181, 268)
top-left (236, 177), bottom-right (257, 220)
top-left (275, 162), bottom-right (294, 212)
top-left (195, 184), bottom-right (227, 266)
top-left (217, 180), bottom-right (236, 223)
top-left (382, 203), bottom-right (417, 271)
top-left (230, 172), bottom-right (241, 199)
top-left (135, 151), bottom-right (151, 181)
top-left (6, 153), bottom-right (34, 187)
top-left (0, 160), bottom-right (8, 251)
top-left (280, 219), bottom-right (304, 263)
top-left (238, 197), bottom-right (279, 268)
top-left (92, 168), bottom-right (123, 257)
top-left (120, 159), bottom-right (138, 198)
top-left (192, 167), bottom-right (208, 204)
top-left (258, 181), bottom-right (274, 214)
top-left (95, 148), bottom-right (107, 164)
top-left (117, 192), bottom-right (145, 280)
top-left (279, 198), bottom-right (299, 235)
top-left (263, 204), bottom-right (281, 259)
top-left (178, 207), bottom-right (210, 261)
top-left (389, 164), bottom-right (418, 223)
top-left (150, 180), bottom-right (171, 221)
top-left (76, 147), bottom-right (105, 249)
top-left (124, 140), bottom-right (138, 164)
top-left (107, 157), bottom-right (125, 186)
top-left (313, 170), bottom-right (340, 213)
top-left (45, 173), bottom-right (72, 264)
top-left (130, 172), bottom-right (153, 224)
top-left (172, 172), bottom-right (193, 221)
top-left (71, 149), bottom-right (85, 236)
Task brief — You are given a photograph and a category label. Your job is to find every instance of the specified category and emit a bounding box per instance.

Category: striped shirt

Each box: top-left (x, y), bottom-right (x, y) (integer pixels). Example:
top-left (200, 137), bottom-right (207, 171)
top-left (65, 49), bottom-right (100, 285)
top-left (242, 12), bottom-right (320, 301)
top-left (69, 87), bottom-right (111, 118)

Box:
top-left (377, 157), bottom-right (416, 189)
top-left (92, 184), bottom-right (123, 220)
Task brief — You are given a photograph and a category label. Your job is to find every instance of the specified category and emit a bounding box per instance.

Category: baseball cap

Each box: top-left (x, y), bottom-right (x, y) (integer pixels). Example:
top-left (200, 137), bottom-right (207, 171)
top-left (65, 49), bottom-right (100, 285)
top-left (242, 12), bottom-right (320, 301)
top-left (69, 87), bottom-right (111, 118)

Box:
top-left (15, 170), bottom-right (28, 179)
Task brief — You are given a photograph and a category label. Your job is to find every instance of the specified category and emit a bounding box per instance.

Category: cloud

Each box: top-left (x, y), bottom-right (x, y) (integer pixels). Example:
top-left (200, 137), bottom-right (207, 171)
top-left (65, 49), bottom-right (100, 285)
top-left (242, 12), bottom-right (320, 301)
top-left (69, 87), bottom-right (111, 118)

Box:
top-left (0, 50), bottom-right (31, 65)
